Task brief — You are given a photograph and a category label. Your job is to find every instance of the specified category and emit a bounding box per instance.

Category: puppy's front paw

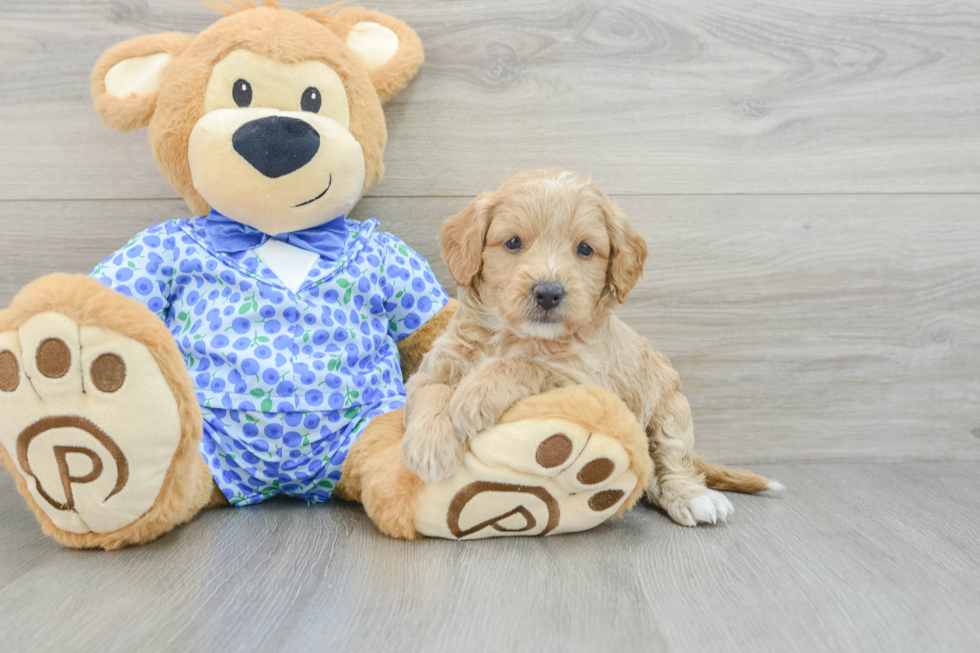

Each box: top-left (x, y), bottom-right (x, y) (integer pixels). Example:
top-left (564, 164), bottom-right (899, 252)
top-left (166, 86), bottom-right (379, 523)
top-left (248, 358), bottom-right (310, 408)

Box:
top-left (401, 422), bottom-right (465, 484)
top-left (664, 488), bottom-right (734, 527)
top-left (449, 384), bottom-right (509, 441)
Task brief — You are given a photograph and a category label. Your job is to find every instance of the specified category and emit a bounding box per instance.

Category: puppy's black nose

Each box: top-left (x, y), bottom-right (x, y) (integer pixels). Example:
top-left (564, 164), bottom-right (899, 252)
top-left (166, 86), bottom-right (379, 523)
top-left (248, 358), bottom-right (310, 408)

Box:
top-left (232, 116), bottom-right (320, 178)
top-left (532, 282), bottom-right (565, 310)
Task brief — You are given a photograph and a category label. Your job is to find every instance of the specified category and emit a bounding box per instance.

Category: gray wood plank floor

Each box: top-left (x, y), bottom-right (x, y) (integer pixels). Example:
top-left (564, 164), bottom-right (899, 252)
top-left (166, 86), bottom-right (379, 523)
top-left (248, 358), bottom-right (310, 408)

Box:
top-left (2, 464), bottom-right (979, 653)
top-left (1, 0), bottom-right (978, 651)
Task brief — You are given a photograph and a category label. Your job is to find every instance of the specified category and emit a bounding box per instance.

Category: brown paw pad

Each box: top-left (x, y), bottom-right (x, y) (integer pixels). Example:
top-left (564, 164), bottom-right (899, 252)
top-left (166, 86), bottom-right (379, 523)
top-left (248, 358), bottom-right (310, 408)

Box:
top-left (447, 481), bottom-right (560, 538)
top-left (0, 350), bottom-right (18, 392)
top-left (535, 433), bottom-right (573, 468)
top-left (577, 458), bottom-right (615, 485)
top-left (91, 353), bottom-right (126, 393)
top-left (36, 338), bottom-right (71, 378)
top-left (588, 489), bottom-right (625, 512)
top-left (17, 416), bottom-right (130, 512)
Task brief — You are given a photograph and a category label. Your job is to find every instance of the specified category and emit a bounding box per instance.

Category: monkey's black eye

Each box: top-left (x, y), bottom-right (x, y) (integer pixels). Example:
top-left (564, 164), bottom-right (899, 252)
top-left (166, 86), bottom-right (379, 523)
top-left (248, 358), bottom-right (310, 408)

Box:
top-left (504, 237), bottom-right (523, 251)
top-left (577, 242), bottom-right (594, 258)
top-left (301, 87), bottom-right (322, 113)
top-left (232, 79), bottom-right (252, 107)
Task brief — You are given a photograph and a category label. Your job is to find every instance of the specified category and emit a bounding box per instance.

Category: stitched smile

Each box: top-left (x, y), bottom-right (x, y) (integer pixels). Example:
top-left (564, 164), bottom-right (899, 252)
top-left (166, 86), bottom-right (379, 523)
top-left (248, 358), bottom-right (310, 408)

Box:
top-left (293, 174), bottom-right (332, 208)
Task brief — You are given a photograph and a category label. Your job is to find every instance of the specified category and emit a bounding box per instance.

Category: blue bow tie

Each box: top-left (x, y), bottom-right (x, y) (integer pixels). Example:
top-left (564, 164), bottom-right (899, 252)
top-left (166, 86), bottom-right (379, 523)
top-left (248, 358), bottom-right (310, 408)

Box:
top-left (205, 209), bottom-right (347, 261)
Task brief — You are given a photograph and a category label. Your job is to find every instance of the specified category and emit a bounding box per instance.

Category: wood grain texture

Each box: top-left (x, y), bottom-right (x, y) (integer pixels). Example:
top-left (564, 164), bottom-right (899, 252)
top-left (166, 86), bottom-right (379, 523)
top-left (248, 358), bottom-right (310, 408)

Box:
top-left (2, 195), bottom-right (978, 464)
top-left (1, 1), bottom-right (979, 651)
top-left (1, 0), bottom-right (979, 199)
top-left (1, 463), bottom-right (979, 653)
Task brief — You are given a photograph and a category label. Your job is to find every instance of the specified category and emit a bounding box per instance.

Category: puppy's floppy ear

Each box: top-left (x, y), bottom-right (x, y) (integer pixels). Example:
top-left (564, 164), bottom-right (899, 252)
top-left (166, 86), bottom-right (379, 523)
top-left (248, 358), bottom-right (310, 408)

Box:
top-left (602, 195), bottom-right (648, 303)
top-left (327, 8), bottom-right (424, 103)
top-left (439, 192), bottom-right (494, 287)
top-left (91, 33), bottom-right (193, 132)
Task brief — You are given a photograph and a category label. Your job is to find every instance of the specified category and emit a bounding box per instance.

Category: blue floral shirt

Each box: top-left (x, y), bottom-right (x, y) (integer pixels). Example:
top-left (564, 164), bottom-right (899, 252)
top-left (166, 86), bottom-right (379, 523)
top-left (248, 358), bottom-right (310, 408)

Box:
top-left (90, 216), bottom-right (449, 505)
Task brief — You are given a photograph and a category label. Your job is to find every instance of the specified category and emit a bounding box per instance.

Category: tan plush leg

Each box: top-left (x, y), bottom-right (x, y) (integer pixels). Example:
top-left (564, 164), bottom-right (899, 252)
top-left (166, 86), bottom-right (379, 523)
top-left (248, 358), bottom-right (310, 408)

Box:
top-left (342, 386), bottom-right (653, 541)
top-left (414, 386), bottom-right (653, 539)
top-left (206, 482), bottom-right (231, 509)
top-left (0, 274), bottom-right (213, 550)
top-left (337, 409), bottom-right (423, 540)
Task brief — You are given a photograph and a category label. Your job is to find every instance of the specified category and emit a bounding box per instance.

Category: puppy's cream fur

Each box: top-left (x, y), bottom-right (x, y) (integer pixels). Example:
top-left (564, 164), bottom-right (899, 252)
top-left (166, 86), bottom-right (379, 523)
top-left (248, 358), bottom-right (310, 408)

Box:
top-left (402, 168), bottom-right (777, 527)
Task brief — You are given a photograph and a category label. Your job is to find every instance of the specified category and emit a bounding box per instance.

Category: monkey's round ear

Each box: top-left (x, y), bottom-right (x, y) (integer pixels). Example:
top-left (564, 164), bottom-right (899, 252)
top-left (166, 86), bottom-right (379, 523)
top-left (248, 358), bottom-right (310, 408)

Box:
top-left (439, 192), bottom-right (495, 287)
top-left (91, 33), bottom-right (194, 132)
top-left (328, 8), bottom-right (424, 102)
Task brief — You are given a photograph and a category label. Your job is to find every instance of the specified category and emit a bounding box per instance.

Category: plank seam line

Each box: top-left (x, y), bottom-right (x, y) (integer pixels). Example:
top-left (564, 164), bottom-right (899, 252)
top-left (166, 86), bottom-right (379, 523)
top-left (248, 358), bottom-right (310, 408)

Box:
top-left (2, 192), bottom-right (980, 202)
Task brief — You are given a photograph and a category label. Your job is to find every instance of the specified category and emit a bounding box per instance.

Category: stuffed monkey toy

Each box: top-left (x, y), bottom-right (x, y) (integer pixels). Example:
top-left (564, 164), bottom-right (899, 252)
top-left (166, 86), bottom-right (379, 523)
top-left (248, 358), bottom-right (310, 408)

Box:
top-left (0, 1), bottom-right (651, 549)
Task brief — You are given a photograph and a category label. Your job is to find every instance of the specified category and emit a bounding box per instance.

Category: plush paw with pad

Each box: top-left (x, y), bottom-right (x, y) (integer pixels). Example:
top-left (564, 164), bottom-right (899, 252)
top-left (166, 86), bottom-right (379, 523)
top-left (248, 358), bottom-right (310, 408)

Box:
top-left (413, 387), bottom-right (652, 539)
top-left (0, 312), bottom-right (182, 535)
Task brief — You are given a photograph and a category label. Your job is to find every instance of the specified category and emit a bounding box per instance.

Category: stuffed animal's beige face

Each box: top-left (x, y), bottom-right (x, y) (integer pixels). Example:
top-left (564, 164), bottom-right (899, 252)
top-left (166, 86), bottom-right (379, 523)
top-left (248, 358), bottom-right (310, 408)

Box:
top-left (91, 2), bottom-right (424, 235)
top-left (189, 49), bottom-right (365, 232)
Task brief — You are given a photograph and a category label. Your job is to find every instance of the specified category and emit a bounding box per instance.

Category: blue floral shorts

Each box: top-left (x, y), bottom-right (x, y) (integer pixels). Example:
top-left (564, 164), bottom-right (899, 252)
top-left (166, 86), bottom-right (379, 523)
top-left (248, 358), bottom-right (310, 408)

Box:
top-left (200, 396), bottom-right (404, 506)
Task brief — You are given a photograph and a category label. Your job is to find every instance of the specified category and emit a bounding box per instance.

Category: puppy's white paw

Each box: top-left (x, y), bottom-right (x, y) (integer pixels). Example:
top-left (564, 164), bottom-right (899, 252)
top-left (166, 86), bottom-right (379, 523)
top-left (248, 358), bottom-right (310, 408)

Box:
top-left (666, 488), bottom-right (734, 527)
top-left (401, 422), bottom-right (465, 484)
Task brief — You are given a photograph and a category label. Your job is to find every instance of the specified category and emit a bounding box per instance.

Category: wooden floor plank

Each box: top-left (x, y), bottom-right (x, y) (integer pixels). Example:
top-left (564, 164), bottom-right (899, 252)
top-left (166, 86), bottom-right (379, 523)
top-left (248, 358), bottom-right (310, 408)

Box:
top-left (1, 463), bottom-right (978, 653)
top-left (1, 0), bottom-right (978, 200)
top-left (1, 195), bottom-right (978, 464)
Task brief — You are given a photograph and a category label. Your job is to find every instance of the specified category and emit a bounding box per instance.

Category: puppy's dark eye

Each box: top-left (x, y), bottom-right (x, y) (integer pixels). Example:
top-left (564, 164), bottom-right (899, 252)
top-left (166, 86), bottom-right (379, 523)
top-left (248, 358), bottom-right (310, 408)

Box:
top-left (301, 87), bottom-right (322, 113)
top-left (504, 237), bottom-right (523, 251)
top-left (233, 79), bottom-right (252, 107)
top-left (577, 242), bottom-right (594, 258)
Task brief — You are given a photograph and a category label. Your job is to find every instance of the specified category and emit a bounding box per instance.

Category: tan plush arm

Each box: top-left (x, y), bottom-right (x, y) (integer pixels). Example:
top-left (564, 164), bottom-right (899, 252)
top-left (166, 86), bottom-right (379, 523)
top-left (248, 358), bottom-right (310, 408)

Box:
top-left (396, 298), bottom-right (458, 380)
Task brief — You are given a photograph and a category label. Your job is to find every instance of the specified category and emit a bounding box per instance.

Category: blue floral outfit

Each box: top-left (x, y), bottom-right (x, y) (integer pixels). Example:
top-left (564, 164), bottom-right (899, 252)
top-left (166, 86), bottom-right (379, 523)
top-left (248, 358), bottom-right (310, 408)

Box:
top-left (90, 215), bottom-right (449, 505)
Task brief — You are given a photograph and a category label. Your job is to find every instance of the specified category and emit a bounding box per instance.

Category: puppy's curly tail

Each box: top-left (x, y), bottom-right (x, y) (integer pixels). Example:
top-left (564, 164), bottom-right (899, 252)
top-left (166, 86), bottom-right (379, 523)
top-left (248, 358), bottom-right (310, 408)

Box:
top-left (693, 456), bottom-right (784, 494)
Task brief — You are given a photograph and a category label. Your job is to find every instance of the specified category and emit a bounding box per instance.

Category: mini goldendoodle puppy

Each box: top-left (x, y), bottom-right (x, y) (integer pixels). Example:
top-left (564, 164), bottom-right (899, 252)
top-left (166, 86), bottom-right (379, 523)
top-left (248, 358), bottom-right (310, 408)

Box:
top-left (401, 168), bottom-right (781, 526)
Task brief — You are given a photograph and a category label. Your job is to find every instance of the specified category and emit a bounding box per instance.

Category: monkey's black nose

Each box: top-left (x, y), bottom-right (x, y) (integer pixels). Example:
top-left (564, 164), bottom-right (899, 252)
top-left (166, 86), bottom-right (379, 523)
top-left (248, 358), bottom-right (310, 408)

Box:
top-left (232, 116), bottom-right (320, 178)
top-left (532, 282), bottom-right (565, 310)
